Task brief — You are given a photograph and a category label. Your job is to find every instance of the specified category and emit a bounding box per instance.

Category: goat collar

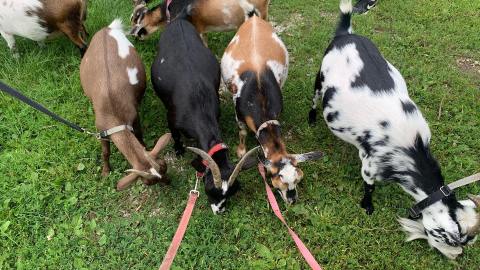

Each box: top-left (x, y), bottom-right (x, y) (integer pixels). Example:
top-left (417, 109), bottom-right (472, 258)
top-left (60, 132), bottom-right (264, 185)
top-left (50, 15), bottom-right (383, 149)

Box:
top-left (256, 120), bottom-right (281, 138)
top-left (409, 173), bottom-right (480, 219)
top-left (196, 143), bottom-right (228, 177)
top-left (98, 125), bottom-right (134, 139)
top-left (166, 0), bottom-right (173, 23)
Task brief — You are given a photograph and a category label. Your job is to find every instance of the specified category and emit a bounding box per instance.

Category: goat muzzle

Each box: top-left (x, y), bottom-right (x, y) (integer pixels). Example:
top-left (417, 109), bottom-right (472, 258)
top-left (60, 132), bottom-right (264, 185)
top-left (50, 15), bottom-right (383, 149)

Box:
top-left (467, 194), bottom-right (480, 236)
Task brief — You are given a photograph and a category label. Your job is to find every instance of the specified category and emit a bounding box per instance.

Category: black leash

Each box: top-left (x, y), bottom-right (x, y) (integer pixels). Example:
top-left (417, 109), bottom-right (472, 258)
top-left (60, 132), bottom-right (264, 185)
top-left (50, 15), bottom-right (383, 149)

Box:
top-left (0, 80), bottom-right (97, 137)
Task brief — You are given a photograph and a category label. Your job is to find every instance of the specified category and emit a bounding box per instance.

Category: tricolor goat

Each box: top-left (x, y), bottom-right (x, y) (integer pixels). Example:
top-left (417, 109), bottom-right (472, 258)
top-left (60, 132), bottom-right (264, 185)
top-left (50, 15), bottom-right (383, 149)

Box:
top-left (130, 0), bottom-right (270, 41)
top-left (0, 0), bottom-right (88, 57)
top-left (221, 0), bottom-right (322, 204)
top-left (151, 11), bottom-right (257, 214)
top-left (308, 0), bottom-right (480, 258)
top-left (80, 20), bottom-right (171, 190)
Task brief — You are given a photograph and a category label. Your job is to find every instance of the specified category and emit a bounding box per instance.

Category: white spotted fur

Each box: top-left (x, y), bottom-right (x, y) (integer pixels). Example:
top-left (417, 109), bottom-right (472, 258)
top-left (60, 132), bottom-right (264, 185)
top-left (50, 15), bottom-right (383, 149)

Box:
top-left (108, 19), bottom-right (133, 59)
top-left (313, 1), bottom-right (479, 258)
top-left (127, 67), bottom-right (139, 85)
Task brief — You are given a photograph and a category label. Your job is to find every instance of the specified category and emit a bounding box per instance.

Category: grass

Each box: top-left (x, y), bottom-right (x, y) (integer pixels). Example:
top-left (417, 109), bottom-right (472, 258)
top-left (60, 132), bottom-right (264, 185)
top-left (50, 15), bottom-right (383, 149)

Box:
top-left (0, 0), bottom-right (479, 269)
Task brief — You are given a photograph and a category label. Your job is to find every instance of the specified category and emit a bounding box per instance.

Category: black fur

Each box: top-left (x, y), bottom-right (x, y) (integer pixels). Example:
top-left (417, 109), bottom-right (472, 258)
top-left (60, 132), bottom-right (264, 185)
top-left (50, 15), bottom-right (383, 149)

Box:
top-left (151, 17), bottom-right (237, 209)
top-left (325, 35), bottom-right (396, 94)
top-left (326, 111), bottom-right (340, 123)
top-left (401, 100), bottom-right (417, 114)
top-left (235, 69), bottom-right (283, 130)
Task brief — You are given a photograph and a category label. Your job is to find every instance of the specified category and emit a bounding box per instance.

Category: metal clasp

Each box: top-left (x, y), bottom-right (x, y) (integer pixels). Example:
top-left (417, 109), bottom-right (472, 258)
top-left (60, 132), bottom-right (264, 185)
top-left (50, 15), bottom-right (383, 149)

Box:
top-left (189, 174), bottom-right (200, 196)
top-left (409, 208), bottom-right (421, 219)
top-left (440, 186), bottom-right (452, 197)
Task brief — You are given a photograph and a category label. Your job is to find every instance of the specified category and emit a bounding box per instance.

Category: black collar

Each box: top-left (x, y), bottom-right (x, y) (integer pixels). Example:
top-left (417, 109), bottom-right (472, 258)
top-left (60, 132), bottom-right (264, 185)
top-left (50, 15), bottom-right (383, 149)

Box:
top-left (409, 185), bottom-right (452, 219)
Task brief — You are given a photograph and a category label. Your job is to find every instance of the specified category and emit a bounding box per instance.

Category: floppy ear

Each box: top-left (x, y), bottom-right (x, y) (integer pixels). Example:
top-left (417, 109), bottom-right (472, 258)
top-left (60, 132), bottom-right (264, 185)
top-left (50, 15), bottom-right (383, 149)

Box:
top-left (292, 151), bottom-right (324, 163)
top-left (459, 199), bottom-right (476, 208)
top-left (150, 133), bottom-right (172, 158)
top-left (398, 217), bottom-right (428, 241)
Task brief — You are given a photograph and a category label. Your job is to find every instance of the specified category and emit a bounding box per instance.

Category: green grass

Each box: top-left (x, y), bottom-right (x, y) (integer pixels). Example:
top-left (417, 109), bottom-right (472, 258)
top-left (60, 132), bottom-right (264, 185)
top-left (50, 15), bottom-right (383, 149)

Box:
top-left (1, 0), bottom-right (479, 269)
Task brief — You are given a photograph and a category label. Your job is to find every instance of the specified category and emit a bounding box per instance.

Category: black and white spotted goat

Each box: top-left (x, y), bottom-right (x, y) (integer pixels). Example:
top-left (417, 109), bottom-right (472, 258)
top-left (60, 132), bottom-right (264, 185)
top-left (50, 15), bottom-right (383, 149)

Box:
top-left (308, 0), bottom-right (480, 259)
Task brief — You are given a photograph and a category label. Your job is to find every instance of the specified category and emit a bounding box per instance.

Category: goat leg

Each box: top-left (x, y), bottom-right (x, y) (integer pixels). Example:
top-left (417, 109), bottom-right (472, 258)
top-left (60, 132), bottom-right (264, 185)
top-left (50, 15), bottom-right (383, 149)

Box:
top-left (171, 128), bottom-right (185, 156)
top-left (360, 182), bottom-right (375, 215)
top-left (101, 140), bottom-right (111, 176)
top-left (0, 31), bottom-right (19, 58)
top-left (133, 117), bottom-right (145, 146)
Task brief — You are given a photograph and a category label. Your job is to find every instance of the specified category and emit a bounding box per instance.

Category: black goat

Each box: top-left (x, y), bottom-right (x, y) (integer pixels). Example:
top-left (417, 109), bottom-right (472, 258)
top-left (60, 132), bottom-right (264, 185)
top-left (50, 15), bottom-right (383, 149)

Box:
top-left (151, 10), bottom-right (257, 214)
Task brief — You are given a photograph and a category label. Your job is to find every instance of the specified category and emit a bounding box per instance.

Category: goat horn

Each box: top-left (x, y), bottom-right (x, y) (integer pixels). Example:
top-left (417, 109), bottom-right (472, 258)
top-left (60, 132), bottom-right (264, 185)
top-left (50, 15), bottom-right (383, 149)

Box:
top-left (117, 173), bottom-right (139, 190)
top-left (143, 149), bottom-right (160, 171)
top-left (186, 147), bottom-right (222, 189)
top-left (126, 169), bottom-right (155, 179)
top-left (467, 194), bottom-right (480, 236)
top-left (150, 133), bottom-right (171, 158)
top-left (228, 146), bottom-right (261, 187)
top-left (292, 151), bottom-right (324, 163)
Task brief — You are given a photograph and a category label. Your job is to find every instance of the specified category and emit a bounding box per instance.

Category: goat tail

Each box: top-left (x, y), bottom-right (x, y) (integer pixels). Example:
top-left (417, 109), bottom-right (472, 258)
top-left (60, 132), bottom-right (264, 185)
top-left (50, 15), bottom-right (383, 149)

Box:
top-left (335, 0), bottom-right (353, 36)
top-left (238, 0), bottom-right (259, 19)
top-left (109, 19), bottom-right (124, 31)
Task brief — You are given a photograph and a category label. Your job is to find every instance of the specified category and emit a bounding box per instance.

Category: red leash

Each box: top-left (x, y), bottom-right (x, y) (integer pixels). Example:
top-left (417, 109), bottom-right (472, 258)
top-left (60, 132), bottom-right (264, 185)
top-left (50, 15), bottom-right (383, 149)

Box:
top-left (158, 179), bottom-right (200, 270)
top-left (258, 163), bottom-right (323, 270)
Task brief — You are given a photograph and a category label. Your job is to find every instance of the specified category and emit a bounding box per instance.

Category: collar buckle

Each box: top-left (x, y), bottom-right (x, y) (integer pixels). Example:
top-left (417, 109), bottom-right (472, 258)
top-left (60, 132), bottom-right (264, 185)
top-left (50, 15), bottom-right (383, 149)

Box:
top-left (440, 185), bottom-right (452, 197)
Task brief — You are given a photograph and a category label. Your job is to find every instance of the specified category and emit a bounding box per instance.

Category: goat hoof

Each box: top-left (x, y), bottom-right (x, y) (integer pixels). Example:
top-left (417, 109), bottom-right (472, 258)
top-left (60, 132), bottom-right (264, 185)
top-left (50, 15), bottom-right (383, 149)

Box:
top-left (308, 109), bottom-right (317, 125)
top-left (236, 147), bottom-right (246, 159)
top-left (360, 200), bottom-right (374, 215)
top-left (101, 168), bottom-right (110, 177)
top-left (175, 147), bottom-right (185, 156)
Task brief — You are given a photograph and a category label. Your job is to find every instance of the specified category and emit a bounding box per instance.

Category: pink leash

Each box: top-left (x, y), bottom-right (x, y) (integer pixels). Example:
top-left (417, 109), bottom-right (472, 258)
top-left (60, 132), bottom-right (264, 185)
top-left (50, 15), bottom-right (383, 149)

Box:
top-left (258, 163), bottom-right (323, 270)
top-left (158, 189), bottom-right (199, 270)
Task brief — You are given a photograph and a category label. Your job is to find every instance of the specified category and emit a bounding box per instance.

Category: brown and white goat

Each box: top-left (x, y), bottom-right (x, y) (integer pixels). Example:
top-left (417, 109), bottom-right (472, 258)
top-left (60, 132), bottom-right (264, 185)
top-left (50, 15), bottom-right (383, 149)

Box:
top-left (0, 0), bottom-right (88, 57)
top-left (130, 0), bottom-right (270, 40)
top-left (221, 2), bottom-right (322, 204)
top-left (80, 19), bottom-right (170, 190)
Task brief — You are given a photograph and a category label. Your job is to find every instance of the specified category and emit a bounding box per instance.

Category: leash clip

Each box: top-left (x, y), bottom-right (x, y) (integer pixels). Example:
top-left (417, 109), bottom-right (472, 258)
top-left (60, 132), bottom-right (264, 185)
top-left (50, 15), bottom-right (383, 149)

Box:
top-left (190, 174), bottom-right (200, 196)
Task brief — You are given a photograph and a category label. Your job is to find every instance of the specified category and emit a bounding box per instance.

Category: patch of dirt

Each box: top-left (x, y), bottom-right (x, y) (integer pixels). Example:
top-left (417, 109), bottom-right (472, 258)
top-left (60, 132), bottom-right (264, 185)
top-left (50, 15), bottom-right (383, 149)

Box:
top-left (318, 11), bottom-right (337, 20)
top-left (271, 13), bottom-right (305, 35)
top-left (456, 57), bottom-right (480, 78)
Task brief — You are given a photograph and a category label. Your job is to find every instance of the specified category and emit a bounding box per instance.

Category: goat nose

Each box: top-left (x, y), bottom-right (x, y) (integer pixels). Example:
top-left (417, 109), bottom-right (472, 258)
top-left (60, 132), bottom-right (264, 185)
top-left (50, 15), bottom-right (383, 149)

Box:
top-left (129, 26), bottom-right (141, 36)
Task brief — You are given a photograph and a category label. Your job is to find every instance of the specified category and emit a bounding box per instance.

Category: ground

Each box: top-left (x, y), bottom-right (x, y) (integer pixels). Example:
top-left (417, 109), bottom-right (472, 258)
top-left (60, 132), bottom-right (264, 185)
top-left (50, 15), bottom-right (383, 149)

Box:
top-left (0, 0), bottom-right (479, 269)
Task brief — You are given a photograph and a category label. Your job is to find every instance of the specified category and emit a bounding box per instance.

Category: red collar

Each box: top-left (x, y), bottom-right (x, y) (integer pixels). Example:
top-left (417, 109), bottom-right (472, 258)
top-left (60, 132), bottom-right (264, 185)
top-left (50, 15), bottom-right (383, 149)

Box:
top-left (197, 143), bottom-right (228, 177)
top-left (166, 0), bottom-right (173, 23)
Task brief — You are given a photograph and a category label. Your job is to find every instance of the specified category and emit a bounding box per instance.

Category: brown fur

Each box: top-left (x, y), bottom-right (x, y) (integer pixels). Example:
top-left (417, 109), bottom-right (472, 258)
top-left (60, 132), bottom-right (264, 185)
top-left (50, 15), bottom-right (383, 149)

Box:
top-left (224, 16), bottom-right (287, 82)
top-left (131, 0), bottom-right (269, 39)
top-left (225, 16), bottom-right (288, 163)
top-left (36, 0), bottom-right (88, 54)
top-left (192, 0), bottom-right (268, 33)
top-left (80, 24), bottom-right (168, 188)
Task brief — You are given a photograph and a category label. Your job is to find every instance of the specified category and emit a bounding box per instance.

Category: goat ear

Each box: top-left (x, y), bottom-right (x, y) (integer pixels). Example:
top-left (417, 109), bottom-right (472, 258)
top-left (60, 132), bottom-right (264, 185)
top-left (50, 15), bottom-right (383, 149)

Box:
top-left (398, 217), bottom-right (428, 242)
top-left (459, 199), bottom-right (476, 208)
top-left (292, 151), bottom-right (324, 163)
top-left (150, 133), bottom-right (171, 158)
top-left (117, 173), bottom-right (139, 190)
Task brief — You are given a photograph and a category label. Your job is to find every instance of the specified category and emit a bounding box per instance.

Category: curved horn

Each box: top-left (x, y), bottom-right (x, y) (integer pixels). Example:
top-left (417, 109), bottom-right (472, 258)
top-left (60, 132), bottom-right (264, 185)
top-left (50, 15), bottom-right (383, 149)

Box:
top-left (143, 150), bottom-right (160, 171)
top-left (292, 151), bottom-right (324, 163)
top-left (467, 194), bottom-right (480, 236)
top-left (125, 169), bottom-right (156, 179)
top-left (228, 146), bottom-right (261, 186)
top-left (186, 147), bottom-right (222, 188)
top-left (117, 173), bottom-right (139, 190)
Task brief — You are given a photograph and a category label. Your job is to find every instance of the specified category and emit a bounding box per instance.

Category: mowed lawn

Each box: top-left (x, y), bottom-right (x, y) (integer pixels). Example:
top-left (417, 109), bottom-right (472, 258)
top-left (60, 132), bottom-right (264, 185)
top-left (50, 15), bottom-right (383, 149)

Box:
top-left (1, 0), bottom-right (479, 269)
